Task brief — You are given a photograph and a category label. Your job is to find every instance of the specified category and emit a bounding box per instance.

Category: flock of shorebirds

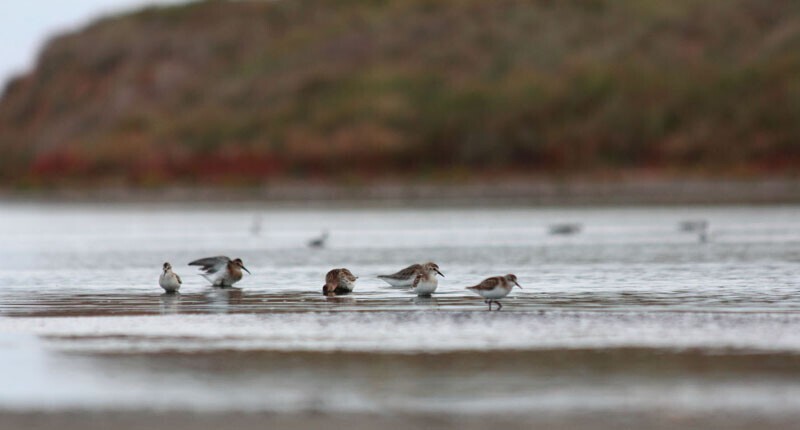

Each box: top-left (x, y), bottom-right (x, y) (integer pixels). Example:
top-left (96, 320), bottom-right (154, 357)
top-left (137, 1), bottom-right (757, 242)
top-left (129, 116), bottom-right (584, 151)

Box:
top-left (157, 219), bottom-right (709, 311)
top-left (159, 258), bottom-right (521, 311)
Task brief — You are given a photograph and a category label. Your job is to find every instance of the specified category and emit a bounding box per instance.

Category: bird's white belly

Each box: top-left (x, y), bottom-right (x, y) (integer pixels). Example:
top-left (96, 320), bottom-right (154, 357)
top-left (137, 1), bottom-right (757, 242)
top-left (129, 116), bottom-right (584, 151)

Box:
top-left (159, 274), bottom-right (180, 292)
top-left (477, 287), bottom-right (510, 300)
top-left (412, 279), bottom-right (438, 296)
top-left (380, 276), bottom-right (414, 287)
top-left (205, 272), bottom-right (237, 287)
top-left (338, 279), bottom-right (356, 292)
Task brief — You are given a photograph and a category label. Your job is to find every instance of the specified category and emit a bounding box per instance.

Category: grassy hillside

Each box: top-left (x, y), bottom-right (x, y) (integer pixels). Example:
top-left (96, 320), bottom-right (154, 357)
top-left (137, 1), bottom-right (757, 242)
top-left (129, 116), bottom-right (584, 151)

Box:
top-left (1, 0), bottom-right (799, 187)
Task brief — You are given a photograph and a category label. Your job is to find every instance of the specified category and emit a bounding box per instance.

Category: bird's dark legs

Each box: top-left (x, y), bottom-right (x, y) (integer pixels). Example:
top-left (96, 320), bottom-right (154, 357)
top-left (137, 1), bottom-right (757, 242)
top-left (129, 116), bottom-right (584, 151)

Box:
top-left (496, 301), bottom-right (503, 310)
top-left (487, 300), bottom-right (493, 311)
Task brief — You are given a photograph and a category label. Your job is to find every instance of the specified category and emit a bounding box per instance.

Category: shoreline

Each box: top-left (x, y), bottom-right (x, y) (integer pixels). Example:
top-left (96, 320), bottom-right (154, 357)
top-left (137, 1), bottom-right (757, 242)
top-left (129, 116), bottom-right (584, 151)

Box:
top-left (1, 178), bottom-right (799, 206)
top-left (2, 410), bottom-right (798, 430)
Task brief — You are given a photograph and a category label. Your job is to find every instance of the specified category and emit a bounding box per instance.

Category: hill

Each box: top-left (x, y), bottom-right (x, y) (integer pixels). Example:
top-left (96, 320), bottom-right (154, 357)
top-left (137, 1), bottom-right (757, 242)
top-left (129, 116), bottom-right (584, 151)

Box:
top-left (1, 0), bottom-right (799, 187)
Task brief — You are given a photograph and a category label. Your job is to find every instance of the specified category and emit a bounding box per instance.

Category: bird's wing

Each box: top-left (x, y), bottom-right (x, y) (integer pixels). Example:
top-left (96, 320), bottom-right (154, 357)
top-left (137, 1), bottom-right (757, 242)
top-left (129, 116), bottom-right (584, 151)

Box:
top-left (412, 274), bottom-right (421, 288)
top-left (468, 277), bottom-right (501, 290)
top-left (188, 256), bottom-right (230, 274)
top-left (324, 270), bottom-right (339, 293)
top-left (176, 273), bottom-right (182, 284)
top-left (380, 264), bottom-right (421, 279)
top-left (325, 269), bottom-right (339, 284)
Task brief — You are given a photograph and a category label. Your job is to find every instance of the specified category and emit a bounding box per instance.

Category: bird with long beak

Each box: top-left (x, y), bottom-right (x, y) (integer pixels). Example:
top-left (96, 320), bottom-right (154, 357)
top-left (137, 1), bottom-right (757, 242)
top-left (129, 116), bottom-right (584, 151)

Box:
top-left (466, 274), bottom-right (522, 310)
top-left (409, 262), bottom-right (445, 296)
top-left (378, 262), bottom-right (444, 289)
top-left (323, 268), bottom-right (358, 295)
top-left (159, 262), bottom-right (182, 293)
top-left (189, 256), bottom-right (250, 287)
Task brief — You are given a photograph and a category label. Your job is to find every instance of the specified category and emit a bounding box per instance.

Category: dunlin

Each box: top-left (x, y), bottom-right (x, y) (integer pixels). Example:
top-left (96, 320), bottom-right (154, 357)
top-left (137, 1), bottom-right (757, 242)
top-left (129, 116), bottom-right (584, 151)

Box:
top-left (159, 262), bottom-right (182, 293)
top-left (323, 268), bottom-right (358, 295)
top-left (189, 256), bottom-right (250, 287)
top-left (378, 262), bottom-right (444, 289)
top-left (466, 274), bottom-right (522, 310)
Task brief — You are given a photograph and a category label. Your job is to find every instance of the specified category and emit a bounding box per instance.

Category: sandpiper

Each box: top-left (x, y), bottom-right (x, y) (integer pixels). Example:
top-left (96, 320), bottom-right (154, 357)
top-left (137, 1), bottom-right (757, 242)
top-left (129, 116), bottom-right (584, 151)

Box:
top-left (678, 219), bottom-right (710, 243)
top-left (410, 266), bottom-right (441, 296)
top-left (378, 262), bottom-right (444, 288)
top-left (189, 256), bottom-right (250, 287)
top-left (159, 262), bottom-right (182, 293)
top-left (549, 223), bottom-right (582, 235)
top-left (308, 230), bottom-right (329, 248)
top-left (323, 268), bottom-right (358, 295)
top-left (466, 274), bottom-right (522, 310)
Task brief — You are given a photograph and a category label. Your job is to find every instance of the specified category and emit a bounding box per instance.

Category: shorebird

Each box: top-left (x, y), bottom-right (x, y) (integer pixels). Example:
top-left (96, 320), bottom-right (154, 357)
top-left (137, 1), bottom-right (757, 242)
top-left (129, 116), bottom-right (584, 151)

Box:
top-left (323, 268), bottom-right (358, 295)
top-left (678, 219), bottom-right (710, 243)
top-left (410, 267), bottom-right (441, 296)
top-left (189, 256), bottom-right (250, 287)
top-left (378, 262), bottom-right (444, 288)
top-left (466, 274), bottom-right (522, 311)
top-left (159, 262), bottom-right (182, 293)
top-left (308, 230), bottom-right (329, 248)
top-left (549, 223), bottom-right (582, 235)
top-left (678, 219), bottom-right (708, 232)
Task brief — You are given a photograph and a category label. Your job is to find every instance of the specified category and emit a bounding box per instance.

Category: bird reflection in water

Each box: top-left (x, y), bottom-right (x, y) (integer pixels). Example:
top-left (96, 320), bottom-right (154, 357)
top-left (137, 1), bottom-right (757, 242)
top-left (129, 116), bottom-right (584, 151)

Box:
top-left (159, 292), bottom-right (181, 315)
top-left (205, 287), bottom-right (243, 313)
top-left (324, 293), bottom-right (356, 305)
top-left (412, 296), bottom-right (440, 307)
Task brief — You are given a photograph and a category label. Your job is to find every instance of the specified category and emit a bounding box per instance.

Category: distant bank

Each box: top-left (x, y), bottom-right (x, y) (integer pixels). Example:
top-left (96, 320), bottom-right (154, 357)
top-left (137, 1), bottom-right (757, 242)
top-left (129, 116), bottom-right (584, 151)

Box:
top-left (1, 0), bottom-right (799, 186)
top-left (2, 178), bottom-right (799, 206)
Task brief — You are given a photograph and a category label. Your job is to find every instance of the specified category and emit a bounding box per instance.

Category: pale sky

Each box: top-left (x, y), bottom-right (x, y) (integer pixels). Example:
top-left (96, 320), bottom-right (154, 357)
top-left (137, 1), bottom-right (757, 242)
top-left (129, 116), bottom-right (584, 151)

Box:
top-left (0, 0), bottom-right (188, 87)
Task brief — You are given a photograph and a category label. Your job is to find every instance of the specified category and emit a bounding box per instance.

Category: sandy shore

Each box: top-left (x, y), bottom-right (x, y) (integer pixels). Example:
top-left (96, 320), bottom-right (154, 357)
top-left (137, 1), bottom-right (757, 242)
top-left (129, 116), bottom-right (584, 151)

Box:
top-left (1, 178), bottom-right (799, 205)
top-left (3, 410), bottom-right (799, 430)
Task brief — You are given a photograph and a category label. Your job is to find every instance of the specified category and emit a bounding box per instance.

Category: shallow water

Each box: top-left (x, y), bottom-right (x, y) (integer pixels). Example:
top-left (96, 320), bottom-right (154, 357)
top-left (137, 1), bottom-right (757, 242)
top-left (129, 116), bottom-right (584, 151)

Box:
top-left (0, 203), bottom-right (799, 415)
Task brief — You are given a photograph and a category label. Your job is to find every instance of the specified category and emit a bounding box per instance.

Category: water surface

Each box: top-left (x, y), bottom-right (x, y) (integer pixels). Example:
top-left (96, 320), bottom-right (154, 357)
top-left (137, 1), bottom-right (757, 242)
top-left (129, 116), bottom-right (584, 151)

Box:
top-left (0, 203), bottom-right (799, 416)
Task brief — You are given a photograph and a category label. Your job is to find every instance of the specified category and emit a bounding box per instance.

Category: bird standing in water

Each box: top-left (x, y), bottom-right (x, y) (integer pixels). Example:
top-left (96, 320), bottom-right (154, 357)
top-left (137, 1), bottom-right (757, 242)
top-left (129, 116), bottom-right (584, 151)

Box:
top-left (323, 268), bottom-right (358, 295)
top-left (409, 263), bottom-right (445, 296)
top-left (378, 262), bottom-right (444, 288)
top-left (467, 274), bottom-right (522, 310)
top-left (159, 262), bottom-right (182, 293)
top-left (189, 256), bottom-right (250, 287)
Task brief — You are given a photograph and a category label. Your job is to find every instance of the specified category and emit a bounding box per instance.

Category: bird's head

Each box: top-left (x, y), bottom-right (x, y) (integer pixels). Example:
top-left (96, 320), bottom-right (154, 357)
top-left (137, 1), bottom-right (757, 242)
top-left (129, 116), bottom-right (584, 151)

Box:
top-left (232, 258), bottom-right (251, 274)
top-left (423, 262), bottom-right (444, 277)
top-left (505, 274), bottom-right (521, 288)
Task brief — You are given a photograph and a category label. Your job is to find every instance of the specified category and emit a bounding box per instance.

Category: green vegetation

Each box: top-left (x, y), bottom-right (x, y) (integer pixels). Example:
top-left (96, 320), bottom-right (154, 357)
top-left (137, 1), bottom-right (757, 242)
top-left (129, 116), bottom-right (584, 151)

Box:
top-left (1, 0), bottom-right (799, 186)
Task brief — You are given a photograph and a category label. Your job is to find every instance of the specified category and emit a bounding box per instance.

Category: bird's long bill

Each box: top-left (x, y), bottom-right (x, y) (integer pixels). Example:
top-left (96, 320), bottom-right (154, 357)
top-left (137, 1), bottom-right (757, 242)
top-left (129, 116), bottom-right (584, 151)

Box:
top-left (436, 269), bottom-right (445, 277)
top-left (515, 282), bottom-right (522, 288)
top-left (242, 266), bottom-right (251, 274)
